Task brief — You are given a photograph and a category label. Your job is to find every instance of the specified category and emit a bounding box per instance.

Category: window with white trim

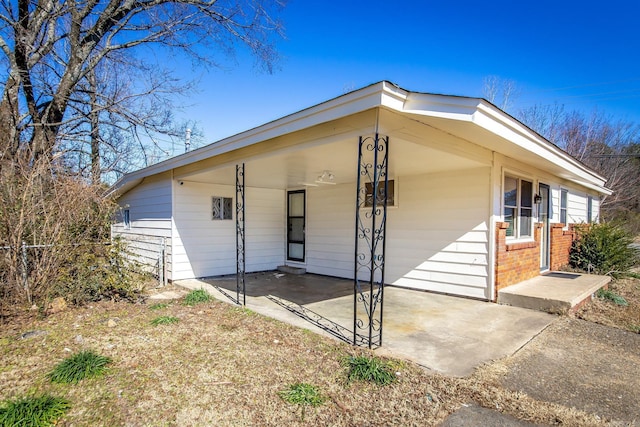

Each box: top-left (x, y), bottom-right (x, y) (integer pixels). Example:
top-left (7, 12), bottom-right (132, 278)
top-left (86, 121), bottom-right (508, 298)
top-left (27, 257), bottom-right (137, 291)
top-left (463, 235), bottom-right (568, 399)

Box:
top-left (560, 189), bottom-right (568, 225)
top-left (504, 175), bottom-right (533, 238)
top-left (124, 209), bottom-right (131, 229)
top-left (212, 196), bottom-right (233, 220)
top-left (587, 196), bottom-right (593, 223)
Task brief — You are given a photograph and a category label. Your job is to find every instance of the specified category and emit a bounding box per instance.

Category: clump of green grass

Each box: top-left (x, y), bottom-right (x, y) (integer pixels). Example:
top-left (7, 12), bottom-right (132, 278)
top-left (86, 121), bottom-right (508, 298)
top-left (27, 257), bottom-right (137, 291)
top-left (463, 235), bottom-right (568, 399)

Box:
top-left (149, 302), bottom-right (168, 310)
top-left (48, 350), bottom-right (111, 384)
top-left (183, 289), bottom-right (212, 306)
top-left (596, 288), bottom-right (628, 306)
top-left (278, 383), bottom-right (325, 421)
top-left (0, 395), bottom-right (70, 427)
top-left (151, 316), bottom-right (179, 326)
top-left (344, 355), bottom-right (397, 385)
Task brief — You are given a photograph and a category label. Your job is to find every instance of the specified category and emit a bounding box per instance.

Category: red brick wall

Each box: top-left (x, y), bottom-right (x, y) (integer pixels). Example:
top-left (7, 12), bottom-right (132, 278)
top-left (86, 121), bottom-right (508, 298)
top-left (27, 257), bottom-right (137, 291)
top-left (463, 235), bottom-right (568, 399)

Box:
top-left (549, 223), bottom-right (575, 270)
top-left (494, 222), bottom-right (543, 300)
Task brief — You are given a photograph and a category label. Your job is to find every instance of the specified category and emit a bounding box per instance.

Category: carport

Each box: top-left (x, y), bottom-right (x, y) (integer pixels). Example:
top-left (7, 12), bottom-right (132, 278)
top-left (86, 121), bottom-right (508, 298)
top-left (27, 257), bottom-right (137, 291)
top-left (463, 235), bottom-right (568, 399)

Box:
top-left (170, 102), bottom-right (493, 348)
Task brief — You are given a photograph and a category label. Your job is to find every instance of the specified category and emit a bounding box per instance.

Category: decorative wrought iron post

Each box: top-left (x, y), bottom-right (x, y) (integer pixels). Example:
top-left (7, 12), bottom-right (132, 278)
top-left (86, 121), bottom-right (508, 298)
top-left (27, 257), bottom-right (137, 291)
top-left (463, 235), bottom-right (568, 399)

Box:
top-left (236, 163), bottom-right (246, 306)
top-left (353, 134), bottom-right (389, 348)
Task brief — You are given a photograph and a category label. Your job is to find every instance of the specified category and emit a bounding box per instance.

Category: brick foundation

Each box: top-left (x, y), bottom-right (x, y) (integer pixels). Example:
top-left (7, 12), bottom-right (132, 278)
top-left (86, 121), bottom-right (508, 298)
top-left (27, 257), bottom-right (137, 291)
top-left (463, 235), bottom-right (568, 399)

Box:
top-left (495, 222), bottom-right (579, 301)
top-left (494, 222), bottom-right (543, 300)
top-left (550, 223), bottom-right (575, 270)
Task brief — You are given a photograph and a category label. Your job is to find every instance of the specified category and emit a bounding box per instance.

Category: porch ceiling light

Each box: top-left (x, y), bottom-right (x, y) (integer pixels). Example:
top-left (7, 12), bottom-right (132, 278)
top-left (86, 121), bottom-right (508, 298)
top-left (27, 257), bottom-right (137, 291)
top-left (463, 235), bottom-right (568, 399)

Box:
top-left (315, 170), bottom-right (336, 185)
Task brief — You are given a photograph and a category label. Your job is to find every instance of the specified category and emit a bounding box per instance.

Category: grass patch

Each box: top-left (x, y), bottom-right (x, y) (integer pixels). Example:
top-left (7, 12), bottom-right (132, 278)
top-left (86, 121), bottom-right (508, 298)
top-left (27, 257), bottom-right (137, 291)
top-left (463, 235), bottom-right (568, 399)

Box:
top-left (149, 302), bottom-right (168, 310)
top-left (183, 289), bottom-right (212, 306)
top-left (0, 395), bottom-right (70, 427)
top-left (344, 355), bottom-right (396, 385)
top-left (151, 315), bottom-right (179, 326)
top-left (596, 288), bottom-right (629, 306)
top-left (278, 383), bottom-right (325, 421)
top-left (48, 350), bottom-right (111, 384)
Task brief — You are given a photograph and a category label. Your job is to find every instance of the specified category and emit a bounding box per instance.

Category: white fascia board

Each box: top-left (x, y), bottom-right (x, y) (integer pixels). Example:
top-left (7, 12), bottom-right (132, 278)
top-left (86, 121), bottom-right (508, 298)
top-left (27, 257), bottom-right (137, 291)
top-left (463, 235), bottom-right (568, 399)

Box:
top-left (402, 92), bottom-right (480, 121)
top-left (471, 102), bottom-right (611, 194)
top-left (110, 81), bottom-right (404, 197)
top-left (398, 92), bottom-right (610, 195)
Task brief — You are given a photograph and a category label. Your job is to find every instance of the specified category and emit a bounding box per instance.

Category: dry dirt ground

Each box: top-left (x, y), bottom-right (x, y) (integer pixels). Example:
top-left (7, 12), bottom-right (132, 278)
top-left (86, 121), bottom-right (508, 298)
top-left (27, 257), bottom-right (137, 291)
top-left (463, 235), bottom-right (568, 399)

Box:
top-left (0, 278), bottom-right (638, 426)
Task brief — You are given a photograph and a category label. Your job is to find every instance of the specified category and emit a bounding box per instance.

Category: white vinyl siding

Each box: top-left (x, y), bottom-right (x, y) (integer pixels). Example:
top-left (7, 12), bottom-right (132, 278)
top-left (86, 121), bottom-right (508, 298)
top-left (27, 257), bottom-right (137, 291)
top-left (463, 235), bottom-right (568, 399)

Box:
top-left (112, 172), bottom-right (173, 277)
top-left (172, 182), bottom-right (284, 280)
top-left (567, 191), bottom-right (588, 224)
top-left (387, 168), bottom-right (490, 299)
top-left (304, 168), bottom-right (491, 299)
top-left (305, 184), bottom-right (355, 278)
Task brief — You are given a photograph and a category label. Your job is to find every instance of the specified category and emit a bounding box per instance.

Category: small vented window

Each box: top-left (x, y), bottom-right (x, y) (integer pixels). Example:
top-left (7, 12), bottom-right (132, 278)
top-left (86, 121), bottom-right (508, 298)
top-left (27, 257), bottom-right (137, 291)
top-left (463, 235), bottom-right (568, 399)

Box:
top-left (212, 197), bottom-right (233, 220)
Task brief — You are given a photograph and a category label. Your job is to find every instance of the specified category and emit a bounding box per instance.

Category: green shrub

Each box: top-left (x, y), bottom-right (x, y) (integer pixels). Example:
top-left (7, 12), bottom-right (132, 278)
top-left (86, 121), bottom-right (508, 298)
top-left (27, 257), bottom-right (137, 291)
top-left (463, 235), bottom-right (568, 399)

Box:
top-left (344, 355), bottom-right (396, 385)
top-left (149, 302), bottom-right (168, 310)
top-left (596, 288), bottom-right (629, 306)
top-left (0, 395), bottom-right (70, 427)
top-left (278, 383), bottom-right (325, 421)
top-left (151, 316), bottom-right (179, 326)
top-left (183, 289), bottom-right (212, 306)
top-left (48, 350), bottom-right (111, 384)
top-left (569, 222), bottom-right (639, 275)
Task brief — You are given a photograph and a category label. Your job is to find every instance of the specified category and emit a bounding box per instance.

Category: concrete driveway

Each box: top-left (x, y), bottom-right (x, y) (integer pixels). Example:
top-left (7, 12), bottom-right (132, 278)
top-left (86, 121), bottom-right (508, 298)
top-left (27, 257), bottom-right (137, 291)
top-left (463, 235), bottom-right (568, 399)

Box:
top-left (177, 272), bottom-right (554, 377)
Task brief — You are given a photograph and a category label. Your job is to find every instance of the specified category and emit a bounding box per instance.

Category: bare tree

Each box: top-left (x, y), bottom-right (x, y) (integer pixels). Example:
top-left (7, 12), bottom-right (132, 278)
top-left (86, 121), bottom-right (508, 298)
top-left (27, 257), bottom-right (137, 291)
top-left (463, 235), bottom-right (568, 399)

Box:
top-left (482, 75), bottom-right (520, 112)
top-left (518, 105), bottom-right (640, 217)
top-left (0, 0), bottom-right (285, 166)
top-left (61, 52), bottom-right (202, 183)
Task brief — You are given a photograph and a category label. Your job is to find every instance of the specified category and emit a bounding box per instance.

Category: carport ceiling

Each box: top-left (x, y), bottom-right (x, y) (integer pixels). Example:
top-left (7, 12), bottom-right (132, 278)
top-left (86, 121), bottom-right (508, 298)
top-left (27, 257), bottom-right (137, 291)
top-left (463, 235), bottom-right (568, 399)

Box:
top-left (179, 135), bottom-right (486, 189)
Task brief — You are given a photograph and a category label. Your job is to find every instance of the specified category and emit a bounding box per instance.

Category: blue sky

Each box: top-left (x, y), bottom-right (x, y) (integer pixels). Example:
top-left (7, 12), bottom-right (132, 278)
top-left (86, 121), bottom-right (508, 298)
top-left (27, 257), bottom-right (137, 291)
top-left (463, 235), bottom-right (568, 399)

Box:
top-left (172, 0), bottom-right (640, 149)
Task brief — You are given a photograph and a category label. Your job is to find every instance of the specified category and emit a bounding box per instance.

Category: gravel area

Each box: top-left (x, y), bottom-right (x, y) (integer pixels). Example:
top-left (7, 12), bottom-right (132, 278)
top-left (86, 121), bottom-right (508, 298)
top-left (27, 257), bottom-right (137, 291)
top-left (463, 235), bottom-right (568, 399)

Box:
top-left (500, 317), bottom-right (640, 425)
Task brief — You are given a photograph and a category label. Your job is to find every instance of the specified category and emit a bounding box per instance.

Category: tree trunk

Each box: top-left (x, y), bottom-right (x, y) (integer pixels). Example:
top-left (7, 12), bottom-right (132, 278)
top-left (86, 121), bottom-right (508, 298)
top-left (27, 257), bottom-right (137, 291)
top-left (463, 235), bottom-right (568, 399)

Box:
top-left (89, 68), bottom-right (101, 184)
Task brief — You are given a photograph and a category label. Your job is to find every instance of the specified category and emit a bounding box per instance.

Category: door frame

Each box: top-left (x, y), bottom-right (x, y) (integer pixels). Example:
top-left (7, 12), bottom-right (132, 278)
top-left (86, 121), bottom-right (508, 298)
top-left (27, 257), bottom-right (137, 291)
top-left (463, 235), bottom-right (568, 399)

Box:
top-left (538, 183), bottom-right (551, 271)
top-left (287, 189), bottom-right (306, 262)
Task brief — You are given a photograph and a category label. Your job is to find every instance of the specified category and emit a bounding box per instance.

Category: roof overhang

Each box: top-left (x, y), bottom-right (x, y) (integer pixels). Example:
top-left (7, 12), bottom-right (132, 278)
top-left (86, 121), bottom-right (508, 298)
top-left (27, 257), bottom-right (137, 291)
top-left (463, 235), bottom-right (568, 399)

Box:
top-left (108, 81), bottom-right (612, 197)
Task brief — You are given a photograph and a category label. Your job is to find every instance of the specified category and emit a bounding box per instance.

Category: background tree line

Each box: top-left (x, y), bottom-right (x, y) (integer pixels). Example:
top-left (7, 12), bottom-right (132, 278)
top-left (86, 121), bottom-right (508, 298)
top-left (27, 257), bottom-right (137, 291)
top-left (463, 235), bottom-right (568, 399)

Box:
top-left (484, 76), bottom-right (640, 234)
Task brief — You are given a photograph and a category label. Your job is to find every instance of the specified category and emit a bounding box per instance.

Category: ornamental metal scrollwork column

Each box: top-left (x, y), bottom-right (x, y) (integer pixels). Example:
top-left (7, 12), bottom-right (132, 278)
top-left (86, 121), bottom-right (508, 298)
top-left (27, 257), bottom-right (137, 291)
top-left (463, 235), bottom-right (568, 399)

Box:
top-left (236, 163), bottom-right (246, 306)
top-left (354, 134), bottom-right (389, 349)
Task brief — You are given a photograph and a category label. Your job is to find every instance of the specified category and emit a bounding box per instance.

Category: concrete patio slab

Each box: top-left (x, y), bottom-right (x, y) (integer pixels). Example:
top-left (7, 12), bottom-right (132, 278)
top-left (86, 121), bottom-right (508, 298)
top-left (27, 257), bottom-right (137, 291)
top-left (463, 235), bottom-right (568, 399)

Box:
top-left (498, 272), bottom-right (611, 314)
top-left (306, 287), bottom-right (554, 377)
top-left (176, 272), bottom-right (554, 377)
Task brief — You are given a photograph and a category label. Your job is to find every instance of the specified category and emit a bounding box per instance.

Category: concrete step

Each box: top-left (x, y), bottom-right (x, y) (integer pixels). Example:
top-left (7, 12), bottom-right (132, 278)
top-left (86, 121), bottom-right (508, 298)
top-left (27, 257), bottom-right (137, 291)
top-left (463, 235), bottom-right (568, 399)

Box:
top-left (498, 272), bottom-right (611, 314)
top-left (277, 265), bottom-right (306, 275)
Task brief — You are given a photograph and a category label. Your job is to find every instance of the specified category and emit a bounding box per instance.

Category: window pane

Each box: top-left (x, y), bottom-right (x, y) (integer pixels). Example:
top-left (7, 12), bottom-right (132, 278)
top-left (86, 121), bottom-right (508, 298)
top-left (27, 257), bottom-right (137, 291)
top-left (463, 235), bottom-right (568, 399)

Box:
top-left (504, 176), bottom-right (517, 207)
top-left (289, 243), bottom-right (304, 260)
top-left (504, 207), bottom-right (515, 237)
top-left (289, 192), bottom-right (304, 216)
top-left (365, 180), bottom-right (395, 207)
top-left (520, 207), bottom-right (532, 237)
top-left (561, 189), bottom-right (568, 208)
top-left (520, 180), bottom-right (533, 208)
top-left (288, 218), bottom-right (304, 241)
top-left (212, 197), bottom-right (222, 220)
top-left (223, 197), bottom-right (233, 220)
